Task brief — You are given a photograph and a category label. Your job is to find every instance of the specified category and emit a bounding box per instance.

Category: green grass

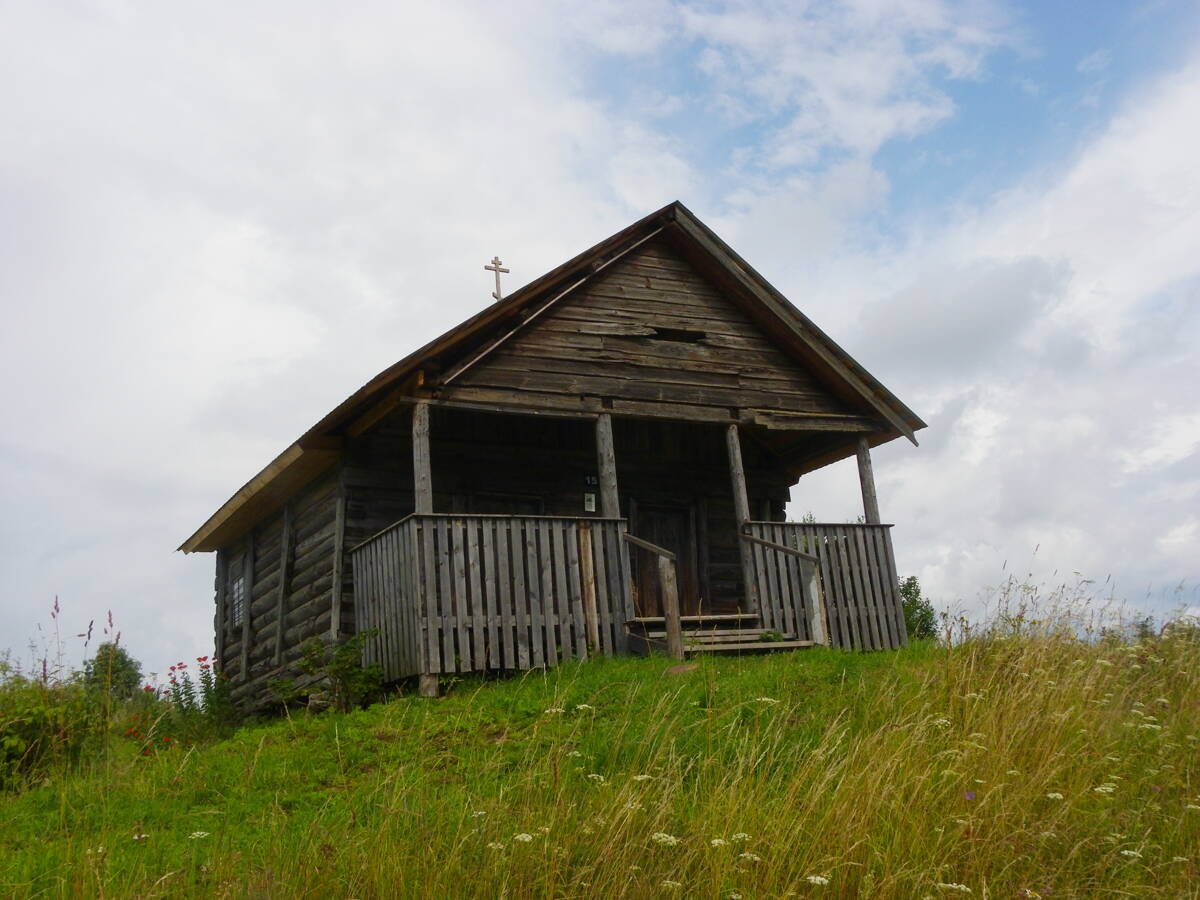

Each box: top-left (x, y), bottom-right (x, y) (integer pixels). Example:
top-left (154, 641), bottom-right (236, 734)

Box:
top-left (2, 629), bottom-right (1198, 899)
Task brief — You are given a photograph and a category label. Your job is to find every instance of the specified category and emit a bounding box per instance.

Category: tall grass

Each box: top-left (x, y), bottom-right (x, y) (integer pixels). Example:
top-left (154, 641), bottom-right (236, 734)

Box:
top-left (2, 598), bottom-right (1198, 898)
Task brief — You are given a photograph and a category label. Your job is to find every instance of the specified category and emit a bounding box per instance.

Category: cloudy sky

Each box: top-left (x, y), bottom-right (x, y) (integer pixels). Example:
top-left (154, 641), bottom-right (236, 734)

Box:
top-left (2, 0), bottom-right (1198, 675)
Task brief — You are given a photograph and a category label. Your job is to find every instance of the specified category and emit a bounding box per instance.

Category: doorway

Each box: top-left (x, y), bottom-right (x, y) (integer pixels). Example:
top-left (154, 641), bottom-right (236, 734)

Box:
top-left (630, 502), bottom-right (701, 617)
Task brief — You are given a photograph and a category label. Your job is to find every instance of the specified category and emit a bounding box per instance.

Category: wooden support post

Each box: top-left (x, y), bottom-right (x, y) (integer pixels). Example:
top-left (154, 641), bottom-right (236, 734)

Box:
top-left (413, 400), bottom-right (433, 514)
top-left (274, 502), bottom-right (294, 666)
top-left (596, 413), bottom-right (620, 518)
top-left (579, 525), bottom-right (600, 651)
top-left (214, 549), bottom-right (228, 667)
top-left (725, 423), bottom-right (758, 612)
top-left (419, 673), bottom-right (440, 697)
top-left (856, 436), bottom-right (881, 525)
top-left (658, 556), bottom-right (684, 661)
top-left (329, 473), bottom-right (347, 641)
top-left (240, 531), bottom-right (255, 680)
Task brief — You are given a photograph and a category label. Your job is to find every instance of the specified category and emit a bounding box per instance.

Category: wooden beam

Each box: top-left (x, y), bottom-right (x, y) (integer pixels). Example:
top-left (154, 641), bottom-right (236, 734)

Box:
top-left (273, 502), bottom-right (294, 667)
top-left (240, 530), bottom-right (255, 680)
top-left (658, 556), bottom-right (684, 661)
top-left (596, 413), bottom-right (620, 518)
top-left (412, 401), bottom-right (433, 514)
top-left (621, 531), bottom-right (676, 561)
top-left (726, 423), bottom-right (757, 612)
top-left (856, 436), bottom-right (881, 525)
top-left (579, 525), bottom-right (600, 651)
top-left (329, 471), bottom-right (347, 641)
top-left (214, 549), bottom-right (228, 668)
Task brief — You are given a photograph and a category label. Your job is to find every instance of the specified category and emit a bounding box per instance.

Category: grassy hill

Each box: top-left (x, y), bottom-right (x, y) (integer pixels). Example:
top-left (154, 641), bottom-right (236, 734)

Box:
top-left (3, 624), bottom-right (1198, 899)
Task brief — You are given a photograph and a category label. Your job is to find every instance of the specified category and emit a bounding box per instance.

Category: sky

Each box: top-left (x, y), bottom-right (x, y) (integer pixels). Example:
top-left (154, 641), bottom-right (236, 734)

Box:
top-left (2, 0), bottom-right (1198, 677)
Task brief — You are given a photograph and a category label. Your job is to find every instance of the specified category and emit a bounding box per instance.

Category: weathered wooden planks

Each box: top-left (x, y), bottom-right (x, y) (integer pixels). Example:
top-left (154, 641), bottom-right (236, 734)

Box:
top-left (746, 522), bottom-right (906, 651)
top-left (350, 514), bottom-right (634, 678)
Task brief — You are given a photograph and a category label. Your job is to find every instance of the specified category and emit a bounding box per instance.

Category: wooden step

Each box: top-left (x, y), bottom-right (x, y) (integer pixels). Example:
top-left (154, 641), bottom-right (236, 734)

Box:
top-left (684, 640), bottom-right (816, 654)
top-left (643, 628), bottom-right (772, 642)
top-left (628, 613), bottom-right (759, 625)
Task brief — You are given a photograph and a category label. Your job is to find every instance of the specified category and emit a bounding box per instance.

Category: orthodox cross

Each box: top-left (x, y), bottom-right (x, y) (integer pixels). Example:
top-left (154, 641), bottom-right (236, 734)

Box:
top-left (484, 256), bottom-right (510, 302)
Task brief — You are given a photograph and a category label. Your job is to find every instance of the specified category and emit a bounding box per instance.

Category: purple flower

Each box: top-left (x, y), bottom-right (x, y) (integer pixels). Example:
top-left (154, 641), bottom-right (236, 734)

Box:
top-left (964, 791), bottom-right (976, 801)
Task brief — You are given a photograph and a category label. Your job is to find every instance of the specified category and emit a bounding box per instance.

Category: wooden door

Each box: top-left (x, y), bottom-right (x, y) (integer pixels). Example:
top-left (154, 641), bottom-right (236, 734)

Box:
top-left (632, 504), bottom-right (700, 617)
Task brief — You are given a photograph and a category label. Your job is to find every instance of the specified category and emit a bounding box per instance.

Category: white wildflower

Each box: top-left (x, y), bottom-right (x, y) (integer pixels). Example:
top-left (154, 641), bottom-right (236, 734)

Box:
top-left (575, 703), bottom-right (596, 711)
top-left (1138, 723), bottom-right (1162, 730)
top-left (932, 718), bottom-right (951, 729)
top-left (587, 773), bottom-right (606, 783)
top-left (471, 810), bottom-right (487, 818)
top-left (1046, 792), bottom-right (1064, 800)
top-left (738, 851), bottom-right (762, 862)
top-left (1006, 769), bottom-right (1021, 776)
top-left (934, 883), bottom-right (972, 893)
top-left (566, 750), bottom-right (583, 757)
top-left (661, 880), bottom-right (682, 890)
top-left (731, 832), bottom-right (750, 842)
top-left (633, 774), bottom-right (653, 781)
top-left (487, 841), bottom-right (505, 850)
top-left (806, 875), bottom-right (830, 885)
top-left (624, 801), bottom-right (644, 811)
top-left (650, 832), bottom-right (680, 846)
top-left (131, 833), bottom-right (148, 841)
top-left (514, 833), bottom-right (534, 842)
top-left (754, 697), bottom-right (780, 704)
top-left (710, 838), bottom-right (728, 847)
top-left (544, 707), bottom-right (565, 714)
top-left (1186, 804), bottom-right (1200, 810)
top-left (188, 832), bottom-right (209, 840)
top-left (728, 893), bottom-right (743, 900)
top-left (1096, 659), bottom-right (1113, 667)
top-left (1119, 849), bottom-right (1142, 858)
top-left (538, 826), bottom-right (551, 833)
top-left (1155, 698), bottom-right (1170, 705)
top-left (1093, 783), bottom-right (1117, 794)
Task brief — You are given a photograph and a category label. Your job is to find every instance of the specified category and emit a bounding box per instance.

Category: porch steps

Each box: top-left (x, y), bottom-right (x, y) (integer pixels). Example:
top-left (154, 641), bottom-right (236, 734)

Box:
top-left (625, 617), bottom-right (816, 656)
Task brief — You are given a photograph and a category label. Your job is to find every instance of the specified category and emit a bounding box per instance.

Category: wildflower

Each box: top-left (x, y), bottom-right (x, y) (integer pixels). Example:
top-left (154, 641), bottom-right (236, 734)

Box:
top-left (932, 718), bottom-right (951, 728)
top-left (661, 880), bottom-right (682, 889)
top-left (188, 831), bottom-right (209, 839)
top-left (738, 851), bottom-right (762, 862)
top-left (754, 697), bottom-right (780, 704)
top-left (1172, 857), bottom-right (1189, 863)
top-left (1006, 769), bottom-right (1020, 776)
top-left (624, 801), bottom-right (644, 811)
top-left (964, 791), bottom-right (976, 801)
top-left (131, 833), bottom-right (148, 841)
top-left (587, 773), bottom-right (606, 783)
top-left (731, 832), bottom-right (750, 842)
top-left (650, 832), bottom-right (680, 846)
top-left (1138, 723), bottom-right (1162, 730)
top-left (486, 842), bottom-right (505, 850)
top-left (538, 826), bottom-right (550, 833)
top-left (544, 707), bottom-right (565, 714)
top-left (806, 875), bottom-right (830, 885)
top-left (575, 703), bottom-right (596, 711)
top-left (728, 893), bottom-right (743, 900)
top-left (513, 833), bottom-right (533, 842)
top-left (1093, 783), bottom-right (1117, 794)
top-left (1096, 659), bottom-right (1112, 667)
top-left (934, 883), bottom-right (972, 893)
top-left (142, 685), bottom-right (154, 692)
top-left (710, 838), bottom-right (728, 847)
top-left (471, 811), bottom-right (487, 818)
top-left (566, 750), bottom-right (583, 757)
top-left (1046, 792), bottom-right (1064, 800)
top-left (1186, 804), bottom-right (1200, 810)
top-left (633, 774), bottom-right (653, 781)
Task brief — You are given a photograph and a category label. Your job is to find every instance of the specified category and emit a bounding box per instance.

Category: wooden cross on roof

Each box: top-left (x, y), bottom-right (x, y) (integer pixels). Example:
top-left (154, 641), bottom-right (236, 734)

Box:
top-left (484, 256), bottom-right (510, 302)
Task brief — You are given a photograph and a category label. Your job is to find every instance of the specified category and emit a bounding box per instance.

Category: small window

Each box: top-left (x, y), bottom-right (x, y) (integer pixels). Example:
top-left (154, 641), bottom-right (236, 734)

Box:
top-left (230, 575), bottom-right (245, 628)
top-left (650, 327), bottom-right (706, 343)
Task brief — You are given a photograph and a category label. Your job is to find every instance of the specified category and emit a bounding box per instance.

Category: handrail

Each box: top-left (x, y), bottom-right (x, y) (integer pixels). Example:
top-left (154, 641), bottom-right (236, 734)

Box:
top-left (740, 532), bottom-right (819, 564)
top-left (620, 532), bottom-right (676, 562)
top-left (745, 519), bottom-right (894, 529)
top-left (350, 512), bottom-right (628, 554)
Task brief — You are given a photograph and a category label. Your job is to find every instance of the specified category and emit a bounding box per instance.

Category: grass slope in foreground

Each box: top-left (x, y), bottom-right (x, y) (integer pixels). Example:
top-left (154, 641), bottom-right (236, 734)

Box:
top-left (2, 630), bottom-right (1199, 899)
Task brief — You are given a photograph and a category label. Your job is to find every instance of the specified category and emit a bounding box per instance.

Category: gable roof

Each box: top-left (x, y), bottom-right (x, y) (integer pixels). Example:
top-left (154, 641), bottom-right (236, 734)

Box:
top-left (180, 201), bottom-right (925, 553)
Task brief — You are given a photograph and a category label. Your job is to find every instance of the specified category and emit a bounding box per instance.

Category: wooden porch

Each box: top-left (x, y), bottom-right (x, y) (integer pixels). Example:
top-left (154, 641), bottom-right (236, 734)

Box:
top-left (349, 511), bottom-right (906, 682)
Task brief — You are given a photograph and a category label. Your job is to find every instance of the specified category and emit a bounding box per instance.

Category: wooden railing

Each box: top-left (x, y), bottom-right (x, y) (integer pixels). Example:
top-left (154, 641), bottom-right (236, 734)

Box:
top-left (350, 514), bottom-right (634, 679)
top-left (746, 522), bottom-right (906, 650)
top-left (622, 532), bottom-right (683, 660)
top-left (740, 530), bottom-right (827, 645)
